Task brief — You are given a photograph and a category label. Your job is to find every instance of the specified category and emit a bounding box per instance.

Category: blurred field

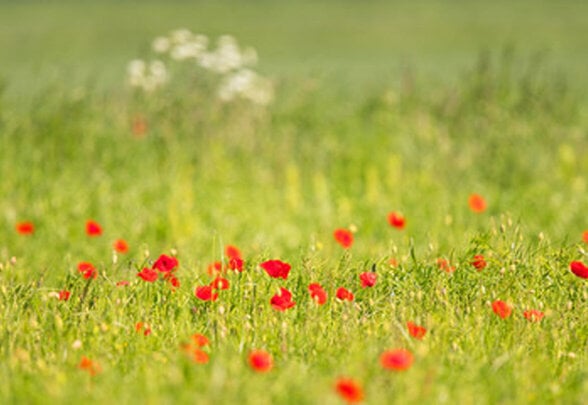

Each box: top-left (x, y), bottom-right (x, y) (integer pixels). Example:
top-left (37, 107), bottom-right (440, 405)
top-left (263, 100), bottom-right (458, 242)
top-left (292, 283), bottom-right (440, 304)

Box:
top-left (1, 0), bottom-right (588, 101)
top-left (1, 1), bottom-right (587, 404)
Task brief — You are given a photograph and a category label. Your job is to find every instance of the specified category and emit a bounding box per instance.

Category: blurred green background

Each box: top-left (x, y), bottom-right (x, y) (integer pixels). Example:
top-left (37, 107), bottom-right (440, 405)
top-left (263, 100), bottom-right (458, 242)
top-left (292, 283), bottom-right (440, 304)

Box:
top-left (2, 0), bottom-right (588, 101)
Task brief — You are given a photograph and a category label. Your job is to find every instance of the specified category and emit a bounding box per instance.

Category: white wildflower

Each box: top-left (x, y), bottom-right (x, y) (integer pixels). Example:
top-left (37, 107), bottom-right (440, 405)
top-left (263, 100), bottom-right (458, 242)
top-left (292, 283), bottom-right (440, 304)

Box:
top-left (152, 36), bottom-right (171, 53)
top-left (127, 59), bottom-right (168, 92)
top-left (170, 28), bottom-right (193, 44)
top-left (217, 69), bottom-right (273, 105)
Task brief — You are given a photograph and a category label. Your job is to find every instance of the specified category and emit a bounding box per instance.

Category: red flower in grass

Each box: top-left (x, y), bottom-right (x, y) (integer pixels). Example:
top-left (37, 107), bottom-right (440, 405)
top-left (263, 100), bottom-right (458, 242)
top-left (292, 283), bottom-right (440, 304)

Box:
top-left (58, 290), bottom-right (71, 301)
top-left (16, 221), bottom-right (34, 235)
top-left (334, 228), bottom-right (354, 249)
top-left (583, 231), bottom-right (588, 244)
top-left (181, 333), bottom-right (210, 364)
top-left (193, 349), bottom-right (209, 364)
top-left (388, 212), bottom-right (406, 229)
top-left (437, 258), bottom-right (455, 273)
top-left (226, 245), bottom-right (244, 271)
top-left (336, 287), bottom-right (354, 302)
top-left (406, 322), bottom-right (427, 339)
top-left (248, 350), bottom-right (273, 372)
top-left (152, 254), bottom-right (178, 273)
top-left (137, 268), bottom-right (158, 282)
top-left (359, 272), bottom-right (377, 288)
top-left (228, 257), bottom-right (244, 272)
top-left (164, 273), bottom-right (181, 289)
top-left (135, 322), bottom-right (152, 336)
top-left (191, 333), bottom-right (209, 347)
top-left (207, 261), bottom-right (223, 276)
top-left (468, 194), bottom-right (487, 213)
top-left (335, 378), bottom-right (364, 403)
top-left (85, 220), bottom-right (102, 236)
top-left (308, 283), bottom-right (327, 305)
top-left (492, 300), bottom-right (512, 319)
top-left (570, 261), bottom-right (588, 279)
top-left (211, 276), bottom-right (230, 290)
top-left (78, 356), bottom-right (101, 376)
top-left (78, 262), bottom-right (98, 280)
top-left (132, 115), bottom-right (148, 138)
top-left (260, 260), bottom-right (291, 280)
top-left (471, 255), bottom-right (487, 271)
top-left (113, 239), bottom-right (129, 254)
top-left (380, 349), bottom-right (414, 371)
top-left (523, 309), bottom-right (545, 322)
top-left (270, 288), bottom-right (295, 311)
top-left (195, 285), bottom-right (218, 302)
top-left (116, 280), bottom-right (130, 287)
top-left (226, 245), bottom-right (242, 260)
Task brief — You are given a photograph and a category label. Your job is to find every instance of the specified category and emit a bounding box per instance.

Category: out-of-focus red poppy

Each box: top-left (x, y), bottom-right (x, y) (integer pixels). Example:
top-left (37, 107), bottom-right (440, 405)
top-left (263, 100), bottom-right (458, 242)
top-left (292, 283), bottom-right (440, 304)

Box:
top-left (248, 350), bottom-right (273, 372)
top-left (380, 349), bottom-right (414, 371)
top-left (334, 378), bottom-right (364, 403)
top-left (16, 221), bottom-right (34, 235)
top-left (388, 212), bottom-right (406, 229)
top-left (86, 220), bottom-right (102, 236)
top-left (260, 260), bottom-right (291, 279)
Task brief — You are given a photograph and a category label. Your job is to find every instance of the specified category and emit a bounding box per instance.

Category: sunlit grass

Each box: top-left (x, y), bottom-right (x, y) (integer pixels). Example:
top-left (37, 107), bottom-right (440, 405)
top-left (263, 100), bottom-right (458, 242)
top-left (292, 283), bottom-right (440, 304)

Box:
top-left (1, 21), bottom-right (588, 404)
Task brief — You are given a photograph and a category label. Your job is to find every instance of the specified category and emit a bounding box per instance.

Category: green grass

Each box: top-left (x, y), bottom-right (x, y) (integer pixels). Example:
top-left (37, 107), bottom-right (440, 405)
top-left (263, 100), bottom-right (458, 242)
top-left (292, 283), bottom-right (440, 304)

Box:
top-left (1, 1), bottom-right (588, 404)
top-left (2, 0), bottom-right (588, 100)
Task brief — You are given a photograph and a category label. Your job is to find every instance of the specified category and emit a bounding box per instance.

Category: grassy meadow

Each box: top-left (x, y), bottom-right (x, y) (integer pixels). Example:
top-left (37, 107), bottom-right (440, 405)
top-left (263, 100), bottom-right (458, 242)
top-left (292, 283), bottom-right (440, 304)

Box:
top-left (1, 1), bottom-right (587, 404)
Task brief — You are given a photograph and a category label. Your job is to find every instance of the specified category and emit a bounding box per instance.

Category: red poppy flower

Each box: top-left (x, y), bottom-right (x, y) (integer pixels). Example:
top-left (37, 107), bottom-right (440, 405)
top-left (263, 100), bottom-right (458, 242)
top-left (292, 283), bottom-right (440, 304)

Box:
top-left (78, 356), bottom-right (101, 376)
top-left (583, 231), bottom-right (588, 244)
top-left (406, 322), bottom-right (427, 339)
top-left (388, 212), bottom-right (406, 229)
top-left (152, 254), bottom-right (178, 273)
top-left (192, 333), bottom-right (209, 347)
top-left (270, 287), bottom-right (295, 311)
top-left (165, 274), bottom-right (180, 289)
top-left (192, 349), bottom-right (209, 364)
top-left (77, 262), bottom-right (98, 280)
top-left (492, 300), bottom-right (512, 319)
top-left (195, 285), bottom-right (218, 302)
top-left (207, 261), bottom-right (223, 276)
top-left (113, 239), bottom-right (129, 254)
top-left (468, 194), bottom-right (487, 213)
top-left (335, 378), bottom-right (364, 403)
top-left (137, 267), bottom-right (158, 282)
top-left (211, 276), bottom-right (230, 290)
top-left (226, 245), bottom-right (242, 260)
top-left (308, 283), bottom-right (327, 305)
top-left (380, 349), bottom-right (414, 371)
top-left (471, 255), bottom-right (487, 271)
top-left (359, 272), bottom-right (377, 288)
top-left (228, 257), bottom-right (244, 272)
top-left (333, 228), bottom-right (354, 249)
top-left (16, 221), bottom-right (34, 235)
top-left (116, 280), bottom-right (130, 287)
top-left (437, 258), bottom-right (455, 273)
top-left (58, 290), bottom-right (71, 301)
top-left (570, 261), bottom-right (588, 279)
top-left (248, 350), bottom-right (273, 372)
top-left (77, 262), bottom-right (94, 273)
top-left (132, 115), bottom-right (148, 138)
top-left (260, 260), bottom-right (291, 280)
top-left (86, 220), bottom-right (102, 236)
top-left (135, 322), bottom-right (152, 336)
top-left (523, 309), bottom-right (545, 322)
top-left (336, 287), bottom-right (354, 301)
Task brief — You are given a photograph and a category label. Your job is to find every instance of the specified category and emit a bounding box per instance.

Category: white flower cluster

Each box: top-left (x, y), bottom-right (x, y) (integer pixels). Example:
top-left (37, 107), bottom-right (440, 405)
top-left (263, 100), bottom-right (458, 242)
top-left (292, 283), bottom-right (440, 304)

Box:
top-left (127, 29), bottom-right (273, 105)
top-left (127, 60), bottom-right (168, 92)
